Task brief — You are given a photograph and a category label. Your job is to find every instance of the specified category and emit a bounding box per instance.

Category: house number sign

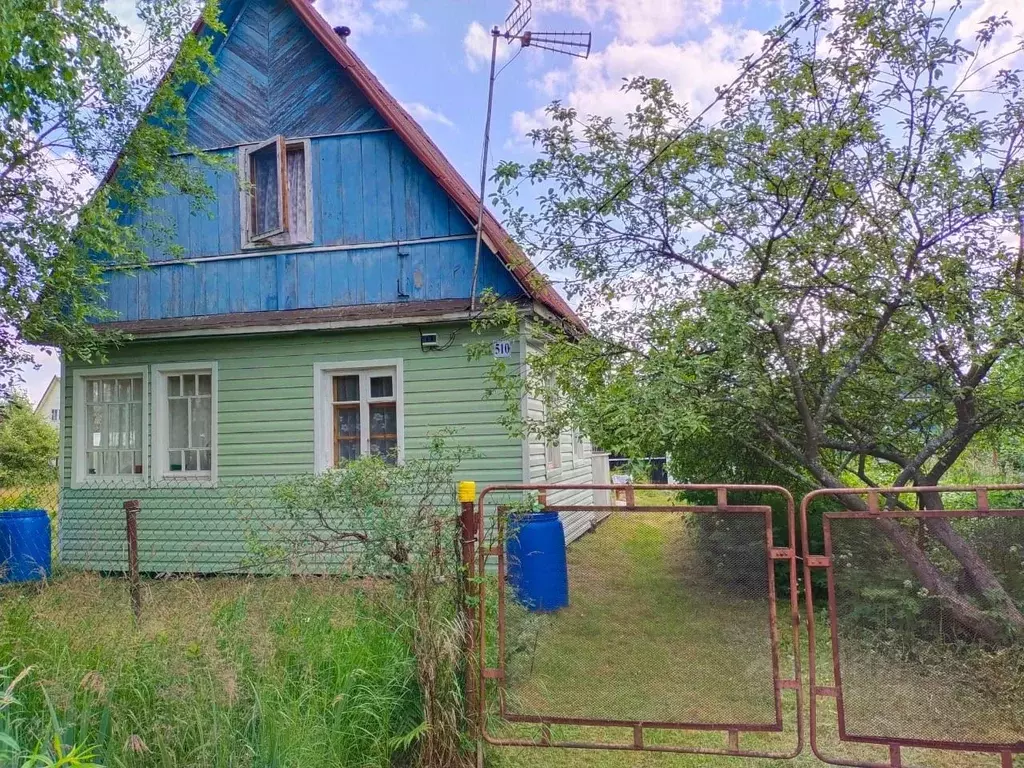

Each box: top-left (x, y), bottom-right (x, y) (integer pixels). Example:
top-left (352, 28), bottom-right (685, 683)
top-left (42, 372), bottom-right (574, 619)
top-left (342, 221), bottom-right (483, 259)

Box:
top-left (492, 339), bottom-right (513, 358)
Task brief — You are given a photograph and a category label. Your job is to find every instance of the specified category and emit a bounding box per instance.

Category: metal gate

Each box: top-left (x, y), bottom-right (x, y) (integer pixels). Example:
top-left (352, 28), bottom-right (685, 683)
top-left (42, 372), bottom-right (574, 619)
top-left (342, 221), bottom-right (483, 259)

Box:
top-left (469, 483), bottom-right (803, 759)
top-left (801, 485), bottom-right (1024, 768)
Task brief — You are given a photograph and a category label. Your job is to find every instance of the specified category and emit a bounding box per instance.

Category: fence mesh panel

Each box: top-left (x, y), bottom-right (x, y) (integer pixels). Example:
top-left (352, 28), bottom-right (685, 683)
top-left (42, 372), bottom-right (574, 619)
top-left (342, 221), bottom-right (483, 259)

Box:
top-left (804, 488), bottom-right (1024, 767)
top-left (476, 485), bottom-right (801, 757)
top-left (828, 513), bottom-right (1024, 748)
top-left (502, 509), bottom-right (777, 725)
top-left (9, 478), bottom-right (1020, 766)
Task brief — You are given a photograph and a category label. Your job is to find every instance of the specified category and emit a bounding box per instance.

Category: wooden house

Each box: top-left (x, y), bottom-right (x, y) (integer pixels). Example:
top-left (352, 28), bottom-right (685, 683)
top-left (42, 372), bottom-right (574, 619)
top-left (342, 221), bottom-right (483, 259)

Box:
top-left (58, 0), bottom-right (602, 570)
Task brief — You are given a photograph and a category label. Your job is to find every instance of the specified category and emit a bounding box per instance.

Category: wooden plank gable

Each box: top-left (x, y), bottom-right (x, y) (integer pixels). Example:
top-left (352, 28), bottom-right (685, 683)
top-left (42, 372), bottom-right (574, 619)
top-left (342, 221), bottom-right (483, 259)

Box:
top-left (186, 0), bottom-right (386, 149)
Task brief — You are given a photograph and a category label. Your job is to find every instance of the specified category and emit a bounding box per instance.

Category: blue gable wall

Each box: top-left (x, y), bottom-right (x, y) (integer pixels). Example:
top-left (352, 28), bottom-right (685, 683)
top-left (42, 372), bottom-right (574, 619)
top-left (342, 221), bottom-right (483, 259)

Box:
top-left (100, 0), bottom-right (525, 322)
top-left (186, 0), bottom-right (387, 148)
top-left (103, 237), bottom-right (522, 320)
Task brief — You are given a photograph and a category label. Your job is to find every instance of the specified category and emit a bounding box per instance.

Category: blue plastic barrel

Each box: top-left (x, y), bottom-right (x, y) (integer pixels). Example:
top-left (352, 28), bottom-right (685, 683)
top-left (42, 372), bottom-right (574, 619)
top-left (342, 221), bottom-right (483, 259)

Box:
top-left (506, 511), bottom-right (569, 612)
top-left (0, 509), bottom-right (52, 583)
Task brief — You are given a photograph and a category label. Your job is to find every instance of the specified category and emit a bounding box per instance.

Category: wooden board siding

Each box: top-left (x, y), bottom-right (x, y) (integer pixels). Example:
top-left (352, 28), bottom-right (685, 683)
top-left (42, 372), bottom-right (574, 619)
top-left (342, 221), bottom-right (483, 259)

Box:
top-left (59, 326), bottom-right (522, 571)
top-left (523, 339), bottom-right (597, 544)
top-left (125, 133), bottom-right (476, 261)
top-left (102, 238), bottom-right (520, 321)
top-left (104, 131), bottom-right (521, 322)
top-left (186, 0), bottom-right (387, 149)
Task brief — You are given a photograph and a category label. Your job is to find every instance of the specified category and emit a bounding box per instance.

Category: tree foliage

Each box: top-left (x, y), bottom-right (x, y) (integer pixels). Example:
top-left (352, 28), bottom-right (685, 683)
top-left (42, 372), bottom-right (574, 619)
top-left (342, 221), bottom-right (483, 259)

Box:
top-left (0, 0), bottom-right (223, 395)
top-left (489, 0), bottom-right (1024, 639)
top-left (0, 395), bottom-right (58, 485)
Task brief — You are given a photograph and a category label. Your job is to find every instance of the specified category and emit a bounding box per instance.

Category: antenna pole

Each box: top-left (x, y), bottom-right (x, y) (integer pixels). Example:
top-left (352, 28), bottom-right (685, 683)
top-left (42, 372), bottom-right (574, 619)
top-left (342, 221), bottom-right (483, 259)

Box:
top-left (470, 27), bottom-right (500, 313)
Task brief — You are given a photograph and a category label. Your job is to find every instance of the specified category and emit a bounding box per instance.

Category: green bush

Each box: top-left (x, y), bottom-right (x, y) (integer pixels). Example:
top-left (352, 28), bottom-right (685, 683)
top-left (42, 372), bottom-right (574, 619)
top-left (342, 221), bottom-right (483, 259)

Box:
top-left (254, 432), bottom-right (476, 767)
top-left (0, 397), bottom-right (58, 487)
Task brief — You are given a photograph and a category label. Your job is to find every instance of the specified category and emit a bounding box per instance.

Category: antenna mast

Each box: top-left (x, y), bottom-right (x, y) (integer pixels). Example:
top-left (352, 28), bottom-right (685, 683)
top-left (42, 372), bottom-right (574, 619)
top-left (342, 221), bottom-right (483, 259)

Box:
top-left (469, 1), bottom-right (591, 311)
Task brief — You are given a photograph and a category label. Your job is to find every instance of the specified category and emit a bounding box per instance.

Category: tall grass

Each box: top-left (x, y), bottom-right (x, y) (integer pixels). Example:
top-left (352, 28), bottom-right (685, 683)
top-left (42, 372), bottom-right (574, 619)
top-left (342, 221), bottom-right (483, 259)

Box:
top-left (0, 576), bottom-right (425, 767)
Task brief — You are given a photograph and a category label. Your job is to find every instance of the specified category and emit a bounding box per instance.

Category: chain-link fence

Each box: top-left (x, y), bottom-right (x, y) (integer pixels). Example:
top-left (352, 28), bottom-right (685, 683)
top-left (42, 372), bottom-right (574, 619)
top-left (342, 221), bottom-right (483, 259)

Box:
top-left (4, 478), bottom-right (1023, 767)
top-left (0, 471), bottom-right (467, 583)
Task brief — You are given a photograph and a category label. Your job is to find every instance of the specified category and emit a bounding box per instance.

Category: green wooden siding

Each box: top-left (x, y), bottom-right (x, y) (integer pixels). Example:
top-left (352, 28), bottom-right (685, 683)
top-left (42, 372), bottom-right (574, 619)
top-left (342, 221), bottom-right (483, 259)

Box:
top-left (60, 324), bottom-right (522, 571)
top-left (524, 337), bottom-right (597, 542)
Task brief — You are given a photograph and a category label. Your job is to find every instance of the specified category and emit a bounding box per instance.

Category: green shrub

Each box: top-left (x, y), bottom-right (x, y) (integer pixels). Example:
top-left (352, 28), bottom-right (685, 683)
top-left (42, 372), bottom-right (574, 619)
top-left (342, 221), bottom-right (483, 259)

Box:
top-left (253, 431), bottom-right (476, 767)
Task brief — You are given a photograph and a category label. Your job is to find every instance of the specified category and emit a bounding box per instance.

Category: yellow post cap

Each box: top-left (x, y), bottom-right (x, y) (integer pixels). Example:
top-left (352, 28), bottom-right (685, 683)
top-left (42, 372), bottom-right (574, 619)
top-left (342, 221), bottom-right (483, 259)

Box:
top-left (458, 480), bottom-right (476, 503)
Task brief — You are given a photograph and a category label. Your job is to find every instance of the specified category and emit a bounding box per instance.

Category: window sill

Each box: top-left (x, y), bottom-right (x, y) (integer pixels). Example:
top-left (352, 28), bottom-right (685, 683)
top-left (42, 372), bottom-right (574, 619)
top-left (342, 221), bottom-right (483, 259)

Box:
top-left (242, 237), bottom-right (314, 251)
top-left (73, 475), bottom-right (149, 490)
top-left (154, 474), bottom-right (218, 489)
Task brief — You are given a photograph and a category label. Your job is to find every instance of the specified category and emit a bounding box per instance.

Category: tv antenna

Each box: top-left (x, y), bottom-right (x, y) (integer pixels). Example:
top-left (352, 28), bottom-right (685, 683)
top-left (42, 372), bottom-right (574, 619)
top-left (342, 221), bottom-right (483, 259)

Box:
top-left (469, 1), bottom-right (592, 310)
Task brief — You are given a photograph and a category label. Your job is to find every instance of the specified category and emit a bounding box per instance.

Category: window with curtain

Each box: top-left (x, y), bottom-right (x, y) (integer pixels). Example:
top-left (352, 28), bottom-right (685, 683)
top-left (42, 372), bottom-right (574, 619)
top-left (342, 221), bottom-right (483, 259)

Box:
top-left (242, 136), bottom-right (312, 246)
top-left (83, 376), bottom-right (144, 476)
top-left (153, 366), bottom-right (216, 481)
top-left (329, 368), bottom-right (400, 466)
top-left (164, 372), bottom-right (213, 474)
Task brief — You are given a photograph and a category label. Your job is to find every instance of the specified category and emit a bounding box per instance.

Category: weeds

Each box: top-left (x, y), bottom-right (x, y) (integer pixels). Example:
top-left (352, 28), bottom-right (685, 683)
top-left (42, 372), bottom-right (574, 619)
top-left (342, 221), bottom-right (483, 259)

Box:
top-left (255, 432), bottom-right (477, 767)
top-left (0, 578), bottom-right (423, 767)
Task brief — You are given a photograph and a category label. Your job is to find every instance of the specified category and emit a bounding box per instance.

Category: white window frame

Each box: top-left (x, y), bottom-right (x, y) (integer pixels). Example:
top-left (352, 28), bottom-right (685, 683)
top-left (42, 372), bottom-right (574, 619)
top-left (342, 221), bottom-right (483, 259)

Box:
top-left (543, 374), bottom-right (561, 471)
top-left (239, 136), bottom-right (313, 249)
top-left (546, 433), bottom-right (562, 470)
top-left (313, 359), bottom-right (405, 472)
top-left (572, 428), bottom-right (588, 466)
top-left (152, 362), bottom-right (219, 486)
top-left (72, 365), bottom-right (149, 487)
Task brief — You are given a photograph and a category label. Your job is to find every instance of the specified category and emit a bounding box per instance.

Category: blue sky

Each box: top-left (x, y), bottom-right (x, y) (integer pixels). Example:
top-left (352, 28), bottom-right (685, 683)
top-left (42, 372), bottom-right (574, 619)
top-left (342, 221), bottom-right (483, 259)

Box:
top-left (324, 0), bottom-right (790, 186)
top-left (17, 0), bottom-right (1023, 403)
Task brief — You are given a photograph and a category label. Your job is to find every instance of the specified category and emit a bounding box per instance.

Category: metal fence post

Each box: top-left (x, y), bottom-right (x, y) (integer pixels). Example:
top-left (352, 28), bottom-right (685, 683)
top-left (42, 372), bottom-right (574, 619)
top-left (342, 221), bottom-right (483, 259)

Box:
top-left (123, 500), bottom-right (142, 622)
top-left (457, 481), bottom-right (478, 737)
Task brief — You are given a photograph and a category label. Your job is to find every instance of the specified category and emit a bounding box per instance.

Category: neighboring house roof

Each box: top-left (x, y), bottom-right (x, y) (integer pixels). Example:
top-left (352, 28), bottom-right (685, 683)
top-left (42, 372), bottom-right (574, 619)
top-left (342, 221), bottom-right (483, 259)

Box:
top-left (34, 375), bottom-right (61, 415)
top-left (100, 0), bottom-right (583, 332)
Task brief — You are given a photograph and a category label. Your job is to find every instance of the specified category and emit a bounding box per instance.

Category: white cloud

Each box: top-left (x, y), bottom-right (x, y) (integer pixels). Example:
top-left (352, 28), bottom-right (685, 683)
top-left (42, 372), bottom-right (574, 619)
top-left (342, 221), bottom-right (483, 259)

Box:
top-left (464, 21), bottom-right (509, 72)
top-left (955, 0), bottom-right (1024, 86)
top-left (532, 69), bottom-right (570, 98)
top-left (318, 0), bottom-right (426, 35)
top-left (534, 0), bottom-right (723, 43)
top-left (104, 0), bottom-right (147, 41)
top-left (401, 101), bottom-right (455, 128)
top-left (509, 25), bottom-right (764, 142)
top-left (510, 108), bottom-right (549, 141)
top-left (318, 0), bottom-right (378, 34)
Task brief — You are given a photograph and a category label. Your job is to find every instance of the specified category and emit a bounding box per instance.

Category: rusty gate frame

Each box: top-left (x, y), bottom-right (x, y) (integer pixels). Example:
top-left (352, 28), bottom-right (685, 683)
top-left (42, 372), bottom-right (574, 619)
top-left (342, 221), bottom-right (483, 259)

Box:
top-left (469, 482), bottom-right (804, 759)
top-left (801, 484), bottom-right (1024, 768)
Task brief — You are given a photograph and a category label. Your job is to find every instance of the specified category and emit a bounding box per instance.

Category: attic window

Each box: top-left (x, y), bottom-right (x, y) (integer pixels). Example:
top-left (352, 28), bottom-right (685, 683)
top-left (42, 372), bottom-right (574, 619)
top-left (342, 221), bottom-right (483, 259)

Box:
top-left (240, 136), bottom-right (313, 247)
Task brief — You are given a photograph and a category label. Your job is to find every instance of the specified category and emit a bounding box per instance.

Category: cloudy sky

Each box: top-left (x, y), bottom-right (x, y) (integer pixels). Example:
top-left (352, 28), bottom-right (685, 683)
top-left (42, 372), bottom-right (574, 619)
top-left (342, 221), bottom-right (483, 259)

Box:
top-left (16, 0), bottom-right (1023, 404)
